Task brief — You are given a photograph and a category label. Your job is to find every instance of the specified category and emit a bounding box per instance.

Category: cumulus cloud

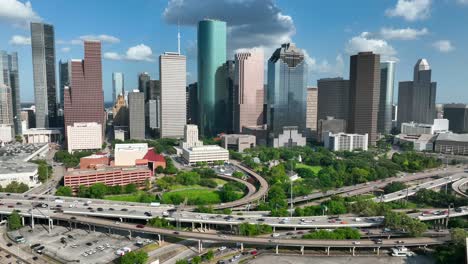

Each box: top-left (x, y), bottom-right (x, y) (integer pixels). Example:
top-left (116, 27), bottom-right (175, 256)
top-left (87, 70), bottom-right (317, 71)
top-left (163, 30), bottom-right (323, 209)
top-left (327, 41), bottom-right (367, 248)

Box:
top-left (385, 0), bottom-right (431, 21)
top-left (304, 51), bottom-right (345, 77)
top-left (163, 0), bottom-right (295, 54)
top-left (104, 44), bottom-right (154, 62)
top-left (79, 34), bottom-right (120, 44)
top-left (432, 40), bottom-right (454, 52)
top-left (380, 27), bottom-right (429, 40)
top-left (346, 32), bottom-right (398, 61)
top-left (457, 0), bottom-right (468, 4)
top-left (0, 0), bottom-right (41, 26)
top-left (9, 35), bottom-right (31, 45)
top-left (61, 47), bottom-right (71, 53)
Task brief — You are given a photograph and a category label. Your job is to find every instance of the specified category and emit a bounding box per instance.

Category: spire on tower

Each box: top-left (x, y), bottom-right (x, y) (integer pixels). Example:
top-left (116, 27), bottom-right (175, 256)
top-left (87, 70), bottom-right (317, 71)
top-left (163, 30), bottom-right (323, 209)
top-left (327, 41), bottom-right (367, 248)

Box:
top-left (177, 22), bottom-right (181, 55)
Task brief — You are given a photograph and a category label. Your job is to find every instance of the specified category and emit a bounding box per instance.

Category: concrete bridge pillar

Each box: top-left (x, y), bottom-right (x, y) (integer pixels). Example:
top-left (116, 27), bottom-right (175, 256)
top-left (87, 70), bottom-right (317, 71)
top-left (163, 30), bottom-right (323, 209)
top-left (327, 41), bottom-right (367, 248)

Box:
top-left (276, 245), bottom-right (279, 254)
top-left (273, 226), bottom-right (276, 232)
top-left (192, 222), bottom-right (194, 230)
top-left (198, 240), bottom-right (203, 253)
top-left (300, 246), bottom-right (304, 255)
top-left (377, 247), bottom-right (380, 256)
top-left (158, 234), bottom-right (162, 245)
top-left (352, 247), bottom-right (355, 256)
top-left (327, 247), bottom-right (330, 256)
top-left (21, 217), bottom-right (25, 226)
top-left (128, 230), bottom-right (132, 239)
top-left (240, 243), bottom-right (243, 252)
top-left (30, 214), bottom-right (34, 229)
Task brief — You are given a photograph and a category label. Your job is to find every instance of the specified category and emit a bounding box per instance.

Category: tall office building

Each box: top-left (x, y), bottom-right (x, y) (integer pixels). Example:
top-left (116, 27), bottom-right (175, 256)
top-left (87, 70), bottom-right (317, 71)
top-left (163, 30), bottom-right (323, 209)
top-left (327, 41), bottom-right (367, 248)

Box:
top-left (397, 59), bottom-right (437, 126)
top-left (146, 80), bottom-right (161, 132)
top-left (317, 78), bottom-right (350, 121)
top-left (0, 51), bottom-right (21, 135)
top-left (138, 72), bottom-right (150, 101)
top-left (64, 41), bottom-right (104, 139)
top-left (147, 80), bottom-right (160, 101)
top-left (159, 52), bottom-right (186, 138)
top-left (113, 94), bottom-right (128, 127)
top-left (378, 61), bottom-right (395, 135)
top-left (58, 61), bottom-right (69, 109)
top-left (225, 60), bottom-right (235, 133)
top-left (186, 82), bottom-right (198, 125)
top-left (197, 19), bottom-right (227, 137)
top-left (31, 22), bottom-right (57, 128)
top-left (128, 91), bottom-right (145, 140)
top-left (348, 52), bottom-right (381, 145)
top-left (233, 49), bottom-right (264, 133)
top-left (267, 43), bottom-right (308, 146)
top-left (112, 72), bottom-right (124, 104)
top-left (306, 87), bottom-right (318, 138)
top-left (443, 104), bottom-right (468, 133)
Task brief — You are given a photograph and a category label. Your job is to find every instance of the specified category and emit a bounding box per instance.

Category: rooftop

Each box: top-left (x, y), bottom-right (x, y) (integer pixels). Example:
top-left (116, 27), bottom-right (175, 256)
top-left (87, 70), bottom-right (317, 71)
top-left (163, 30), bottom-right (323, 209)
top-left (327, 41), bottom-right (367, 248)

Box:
top-left (0, 158), bottom-right (38, 174)
top-left (184, 145), bottom-right (228, 152)
top-left (437, 133), bottom-right (468, 142)
top-left (0, 143), bottom-right (47, 159)
top-left (143, 149), bottom-right (165, 163)
top-left (66, 165), bottom-right (150, 176)
top-left (115, 143), bottom-right (148, 152)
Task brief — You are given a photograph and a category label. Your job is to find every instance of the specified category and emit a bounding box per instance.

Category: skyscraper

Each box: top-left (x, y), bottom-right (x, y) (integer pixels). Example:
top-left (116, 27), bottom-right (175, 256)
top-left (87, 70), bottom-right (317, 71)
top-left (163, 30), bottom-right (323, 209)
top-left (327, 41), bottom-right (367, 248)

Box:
top-left (128, 91), bottom-right (145, 140)
top-left (186, 82), bottom-right (198, 125)
top-left (59, 60), bottom-right (69, 109)
top-left (225, 60), bottom-right (235, 133)
top-left (233, 49), bottom-right (264, 133)
top-left (138, 72), bottom-right (150, 101)
top-left (443, 104), bottom-right (468, 133)
top-left (378, 61), bottom-right (395, 134)
top-left (348, 52), bottom-right (381, 145)
top-left (306, 87), bottom-right (318, 138)
top-left (197, 19), bottom-right (227, 137)
top-left (317, 78), bottom-right (350, 121)
top-left (112, 72), bottom-right (124, 104)
top-left (159, 52), bottom-right (187, 138)
top-left (31, 22), bottom-right (57, 128)
top-left (64, 41), bottom-right (104, 139)
top-left (0, 51), bottom-right (21, 135)
top-left (267, 43), bottom-right (308, 146)
top-left (397, 59), bottom-right (437, 126)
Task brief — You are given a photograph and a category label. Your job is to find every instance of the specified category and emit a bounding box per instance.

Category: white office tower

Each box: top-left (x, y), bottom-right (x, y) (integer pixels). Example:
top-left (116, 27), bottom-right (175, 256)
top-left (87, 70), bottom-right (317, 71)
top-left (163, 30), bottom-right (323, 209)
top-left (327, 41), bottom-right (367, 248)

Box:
top-left (324, 132), bottom-right (369, 151)
top-left (159, 52), bottom-right (187, 138)
top-left (112, 72), bottom-right (124, 104)
top-left (181, 124), bottom-right (203, 148)
top-left (67, 122), bottom-right (103, 153)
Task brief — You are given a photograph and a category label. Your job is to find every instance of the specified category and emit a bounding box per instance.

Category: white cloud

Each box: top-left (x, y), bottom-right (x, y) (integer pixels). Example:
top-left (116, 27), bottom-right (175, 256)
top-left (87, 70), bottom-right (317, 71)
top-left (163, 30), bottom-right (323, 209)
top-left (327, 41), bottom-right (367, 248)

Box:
top-left (457, 0), bottom-right (468, 5)
top-left (163, 0), bottom-right (295, 54)
top-left (0, 0), bottom-right (41, 26)
top-left (104, 44), bottom-right (154, 62)
top-left (79, 34), bottom-right (120, 44)
top-left (380, 27), bottom-right (429, 40)
top-left (385, 0), bottom-right (431, 21)
top-left (304, 51), bottom-right (345, 76)
top-left (432, 40), bottom-right (454, 52)
top-left (346, 32), bottom-right (398, 61)
top-left (9, 35), bottom-right (31, 45)
top-left (60, 47), bottom-right (71, 53)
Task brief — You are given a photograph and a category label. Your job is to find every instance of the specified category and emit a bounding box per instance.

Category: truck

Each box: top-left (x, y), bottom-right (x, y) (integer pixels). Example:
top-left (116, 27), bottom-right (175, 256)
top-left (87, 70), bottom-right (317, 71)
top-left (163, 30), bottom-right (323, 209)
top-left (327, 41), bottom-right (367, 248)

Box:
top-left (150, 202), bottom-right (160, 207)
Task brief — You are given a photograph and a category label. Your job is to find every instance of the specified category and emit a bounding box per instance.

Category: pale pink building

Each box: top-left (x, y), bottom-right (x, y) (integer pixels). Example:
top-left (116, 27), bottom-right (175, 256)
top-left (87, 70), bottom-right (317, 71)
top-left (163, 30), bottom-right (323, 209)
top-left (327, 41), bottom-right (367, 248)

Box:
top-left (233, 49), bottom-right (264, 133)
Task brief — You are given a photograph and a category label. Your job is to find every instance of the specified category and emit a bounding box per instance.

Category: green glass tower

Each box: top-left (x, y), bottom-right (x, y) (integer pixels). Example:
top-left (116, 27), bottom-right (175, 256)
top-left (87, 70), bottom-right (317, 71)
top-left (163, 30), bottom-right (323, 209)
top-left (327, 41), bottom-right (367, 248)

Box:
top-left (197, 19), bottom-right (227, 137)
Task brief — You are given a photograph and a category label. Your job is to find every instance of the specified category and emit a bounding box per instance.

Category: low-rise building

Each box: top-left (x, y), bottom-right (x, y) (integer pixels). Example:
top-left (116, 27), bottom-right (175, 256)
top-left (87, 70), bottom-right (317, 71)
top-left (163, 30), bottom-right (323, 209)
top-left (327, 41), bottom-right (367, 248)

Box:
top-left (64, 166), bottom-right (152, 192)
top-left (401, 119), bottom-right (449, 135)
top-left (221, 134), bottom-right (256, 152)
top-left (0, 125), bottom-right (13, 143)
top-left (80, 154), bottom-right (110, 169)
top-left (182, 145), bottom-right (229, 165)
top-left (114, 129), bottom-right (127, 141)
top-left (323, 132), bottom-right (368, 151)
top-left (114, 143), bottom-right (148, 166)
top-left (67, 122), bottom-right (102, 153)
top-left (273, 126), bottom-right (306, 148)
top-left (23, 128), bottom-right (61, 144)
top-left (435, 133), bottom-right (468, 155)
top-left (395, 134), bottom-right (436, 151)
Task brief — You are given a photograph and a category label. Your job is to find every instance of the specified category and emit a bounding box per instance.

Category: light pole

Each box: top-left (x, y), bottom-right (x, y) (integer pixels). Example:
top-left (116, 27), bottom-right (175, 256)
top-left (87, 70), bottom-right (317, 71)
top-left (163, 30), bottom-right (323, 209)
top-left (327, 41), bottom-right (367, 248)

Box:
top-left (290, 179), bottom-right (293, 218)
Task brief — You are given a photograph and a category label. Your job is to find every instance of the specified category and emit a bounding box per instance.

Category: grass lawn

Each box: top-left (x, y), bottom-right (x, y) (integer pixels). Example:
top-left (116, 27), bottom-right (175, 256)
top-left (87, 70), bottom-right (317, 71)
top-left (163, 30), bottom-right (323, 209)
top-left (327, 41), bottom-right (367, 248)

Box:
top-left (296, 163), bottom-right (322, 173)
top-left (213, 178), bottom-right (227, 186)
top-left (162, 188), bottom-right (221, 205)
top-left (168, 184), bottom-right (204, 191)
top-left (104, 191), bottom-right (157, 203)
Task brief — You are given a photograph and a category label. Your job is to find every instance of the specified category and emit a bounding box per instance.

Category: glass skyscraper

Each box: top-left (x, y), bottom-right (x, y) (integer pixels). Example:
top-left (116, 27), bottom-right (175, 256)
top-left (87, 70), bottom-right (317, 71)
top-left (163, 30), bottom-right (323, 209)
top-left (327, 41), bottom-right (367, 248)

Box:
top-left (112, 72), bottom-right (124, 104)
top-left (378, 61), bottom-right (395, 134)
top-left (0, 51), bottom-right (21, 135)
top-left (267, 43), bottom-right (308, 142)
top-left (31, 22), bottom-right (57, 128)
top-left (197, 19), bottom-right (227, 137)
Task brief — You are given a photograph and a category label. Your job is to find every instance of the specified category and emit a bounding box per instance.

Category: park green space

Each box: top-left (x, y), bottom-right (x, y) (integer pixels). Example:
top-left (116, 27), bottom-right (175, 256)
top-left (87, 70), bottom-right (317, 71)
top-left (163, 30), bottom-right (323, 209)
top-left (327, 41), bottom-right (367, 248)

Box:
top-left (295, 163), bottom-right (322, 173)
top-left (104, 191), bottom-right (157, 203)
top-left (162, 188), bottom-right (222, 205)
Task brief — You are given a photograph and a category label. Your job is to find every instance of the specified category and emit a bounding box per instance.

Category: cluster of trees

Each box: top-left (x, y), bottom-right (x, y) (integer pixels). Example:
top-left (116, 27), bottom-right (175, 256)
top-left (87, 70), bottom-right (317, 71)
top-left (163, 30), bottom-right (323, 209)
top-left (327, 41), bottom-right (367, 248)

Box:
top-left (0, 181), bottom-right (29, 193)
top-left (76, 183), bottom-right (143, 199)
top-left (55, 186), bottom-right (73, 196)
top-left (54, 150), bottom-right (94, 168)
top-left (119, 251), bottom-right (148, 264)
top-left (302, 228), bottom-right (360, 240)
top-left (433, 228), bottom-right (467, 264)
top-left (8, 210), bottom-right (22, 231)
top-left (195, 205), bottom-right (232, 215)
top-left (156, 170), bottom-right (218, 190)
top-left (384, 211), bottom-right (427, 237)
top-left (30, 160), bottom-right (53, 182)
top-left (383, 182), bottom-right (407, 194)
top-left (219, 182), bottom-right (245, 203)
top-left (176, 250), bottom-right (214, 264)
top-left (412, 189), bottom-right (468, 208)
top-left (392, 152), bottom-right (441, 172)
top-left (148, 217), bottom-right (174, 229)
top-left (238, 223), bottom-right (272, 236)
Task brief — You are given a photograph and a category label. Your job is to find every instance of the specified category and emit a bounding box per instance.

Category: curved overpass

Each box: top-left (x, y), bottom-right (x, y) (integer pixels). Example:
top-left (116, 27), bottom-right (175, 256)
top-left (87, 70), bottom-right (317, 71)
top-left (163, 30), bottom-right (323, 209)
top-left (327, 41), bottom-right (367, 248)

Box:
top-left (451, 177), bottom-right (468, 197)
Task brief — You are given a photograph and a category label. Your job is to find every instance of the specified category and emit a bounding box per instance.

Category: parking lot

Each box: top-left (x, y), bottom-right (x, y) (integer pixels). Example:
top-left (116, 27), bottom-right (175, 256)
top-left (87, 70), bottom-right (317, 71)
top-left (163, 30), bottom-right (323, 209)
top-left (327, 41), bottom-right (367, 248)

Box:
top-left (16, 225), bottom-right (156, 264)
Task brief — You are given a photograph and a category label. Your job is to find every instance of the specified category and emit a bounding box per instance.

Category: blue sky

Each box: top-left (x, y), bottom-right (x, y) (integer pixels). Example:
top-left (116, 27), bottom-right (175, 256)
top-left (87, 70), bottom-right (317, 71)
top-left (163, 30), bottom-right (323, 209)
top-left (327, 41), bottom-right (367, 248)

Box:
top-left (0, 0), bottom-right (467, 103)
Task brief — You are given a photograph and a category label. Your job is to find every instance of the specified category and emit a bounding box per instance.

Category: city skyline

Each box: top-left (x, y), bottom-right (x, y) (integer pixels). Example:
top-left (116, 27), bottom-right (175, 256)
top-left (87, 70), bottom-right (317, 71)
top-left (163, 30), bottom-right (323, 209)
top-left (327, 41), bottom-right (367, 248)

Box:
top-left (0, 0), bottom-right (467, 104)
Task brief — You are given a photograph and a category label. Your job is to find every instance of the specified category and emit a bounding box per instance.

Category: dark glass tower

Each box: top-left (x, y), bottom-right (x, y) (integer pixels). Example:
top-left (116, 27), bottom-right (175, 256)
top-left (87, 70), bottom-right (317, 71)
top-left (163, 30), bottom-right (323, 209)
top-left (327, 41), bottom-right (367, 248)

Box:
top-left (378, 61), bottom-right (395, 134)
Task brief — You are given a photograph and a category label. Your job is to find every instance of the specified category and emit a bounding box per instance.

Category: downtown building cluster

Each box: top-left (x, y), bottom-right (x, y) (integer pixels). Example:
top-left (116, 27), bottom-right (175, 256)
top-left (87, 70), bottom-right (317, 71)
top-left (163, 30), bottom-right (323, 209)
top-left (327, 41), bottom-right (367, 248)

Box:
top-left (0, 20), bottom-right (468, 156)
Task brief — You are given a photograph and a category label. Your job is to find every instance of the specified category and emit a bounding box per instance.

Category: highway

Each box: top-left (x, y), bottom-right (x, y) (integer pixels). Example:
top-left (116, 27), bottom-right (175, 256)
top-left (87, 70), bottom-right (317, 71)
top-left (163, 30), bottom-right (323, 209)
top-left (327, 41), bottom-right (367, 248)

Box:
top-left (451, 177), bottom-right (468, 198)
top-left (373, 173), bottom-right (467, 202)
top-left (292, 167), bottom-right (465, 206)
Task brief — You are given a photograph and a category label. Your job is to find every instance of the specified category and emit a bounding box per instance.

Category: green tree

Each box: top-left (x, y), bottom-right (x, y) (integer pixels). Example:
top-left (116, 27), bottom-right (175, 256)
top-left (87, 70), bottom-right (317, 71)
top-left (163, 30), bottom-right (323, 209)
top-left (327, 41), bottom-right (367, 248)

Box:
top-left (232, 171), bottom-right (244, 179)
top-left (4, 181), bottom-right (29, 193)
top-left (175, 260), bottom-right (188, 264)
top-left (205, 250), bottom-right (214, 260)
top-left (383, 182), bottom-right (407, 194)
top-left (77, 185), bottom-right (89, 197)
top-left (124, 183), bottom-right (138, 194)
top-left (55, 186), bottom-right (73, 196)
top-left (88, 183), bottom-right (108, 199)
top-left (191, 256), bottom-right (201, 264)
top-left (120, 251), bottom-right (148, 264)
top-left (155, 166), bottom-right (165, 174)
top-left (8, 210), bottom-right (22, 230)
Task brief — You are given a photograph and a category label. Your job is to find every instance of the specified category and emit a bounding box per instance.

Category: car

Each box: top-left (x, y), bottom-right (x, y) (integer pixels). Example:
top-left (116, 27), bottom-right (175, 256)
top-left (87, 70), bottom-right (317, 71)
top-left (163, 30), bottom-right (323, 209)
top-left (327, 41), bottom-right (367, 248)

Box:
top-left (257, 218), bottom-right (265, 222)
top-left (87, 207), bottom-right (93, 210)
top-left (86, 242), bottom-right (93, 246)
top-left (30, 243), bottom-right (40, 249)
top-left (7, 205), bottom-right (13, 208)
top-left (352, 241), bottom-right (361, 245)
top-left (56, 204), bottom-right (62, 208)
top-left (6, 193), bottom-right (10, 196)
top-left (32, 256), bottom-right (38, 261)
top-left (373, 239), bottom-right (383, 244)
top-left (109, 208), bottom-right (115, 211)
top-left (396, 240), bottom-right (404, 244)
top-left (121, 208), bottom-right (128, 211)
top-left (271, 233), bottom-right (280, 238)
top-left (36, 246), bottom-right (45, 251)
top-left (136, 224), bottom-right (145, 228)
top-left (6, 242), bottom-right (12, 247)
top-left (218, 246), bottom-right (227, 251)
top-left (173, 231), bottom-right (180, 235)
top-left (71, 216), bottom-right (77, 220)
top-left (144, 212), bottom-right (152, 216)
top-left (237, 217), bottom-right (245, 221)
top-left (38, 197), bottom-right (45, 200)
top-left (455, 207), bottom-right (464, 213)
top-left (67, 234), bottom-right (74, 239)
top-left (286, 232), bottom-right (294, 235)
top-left (297, 231), bottom-right (304, 235)
top-left (97, 208), bottom-right (103, 211)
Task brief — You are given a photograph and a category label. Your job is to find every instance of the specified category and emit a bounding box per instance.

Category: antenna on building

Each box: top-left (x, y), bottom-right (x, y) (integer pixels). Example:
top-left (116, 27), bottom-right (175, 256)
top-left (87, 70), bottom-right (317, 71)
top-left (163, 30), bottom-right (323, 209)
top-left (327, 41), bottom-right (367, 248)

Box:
top-left (177, 21), bottom-right (181, 55)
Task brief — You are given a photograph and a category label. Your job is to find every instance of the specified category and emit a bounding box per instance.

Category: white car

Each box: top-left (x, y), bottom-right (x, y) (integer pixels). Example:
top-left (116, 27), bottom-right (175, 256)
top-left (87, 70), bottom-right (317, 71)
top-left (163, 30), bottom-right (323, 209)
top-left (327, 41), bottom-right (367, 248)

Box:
top-left (218, 246), bottom-right (227, 251)
top-left (271, 233), bottom-right (280, 238)
top-left (353, 241), bottom-right (361, 245)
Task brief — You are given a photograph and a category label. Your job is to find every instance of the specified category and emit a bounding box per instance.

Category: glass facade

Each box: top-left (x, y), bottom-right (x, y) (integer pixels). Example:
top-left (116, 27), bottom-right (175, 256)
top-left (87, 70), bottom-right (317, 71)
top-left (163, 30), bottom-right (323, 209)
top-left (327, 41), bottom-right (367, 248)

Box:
top-left (197, 19), bottom-right (227, 137)
top-left (378, 61), bottom-right (395, 134)
top-left (267, 43), bottom-right (307, 140)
